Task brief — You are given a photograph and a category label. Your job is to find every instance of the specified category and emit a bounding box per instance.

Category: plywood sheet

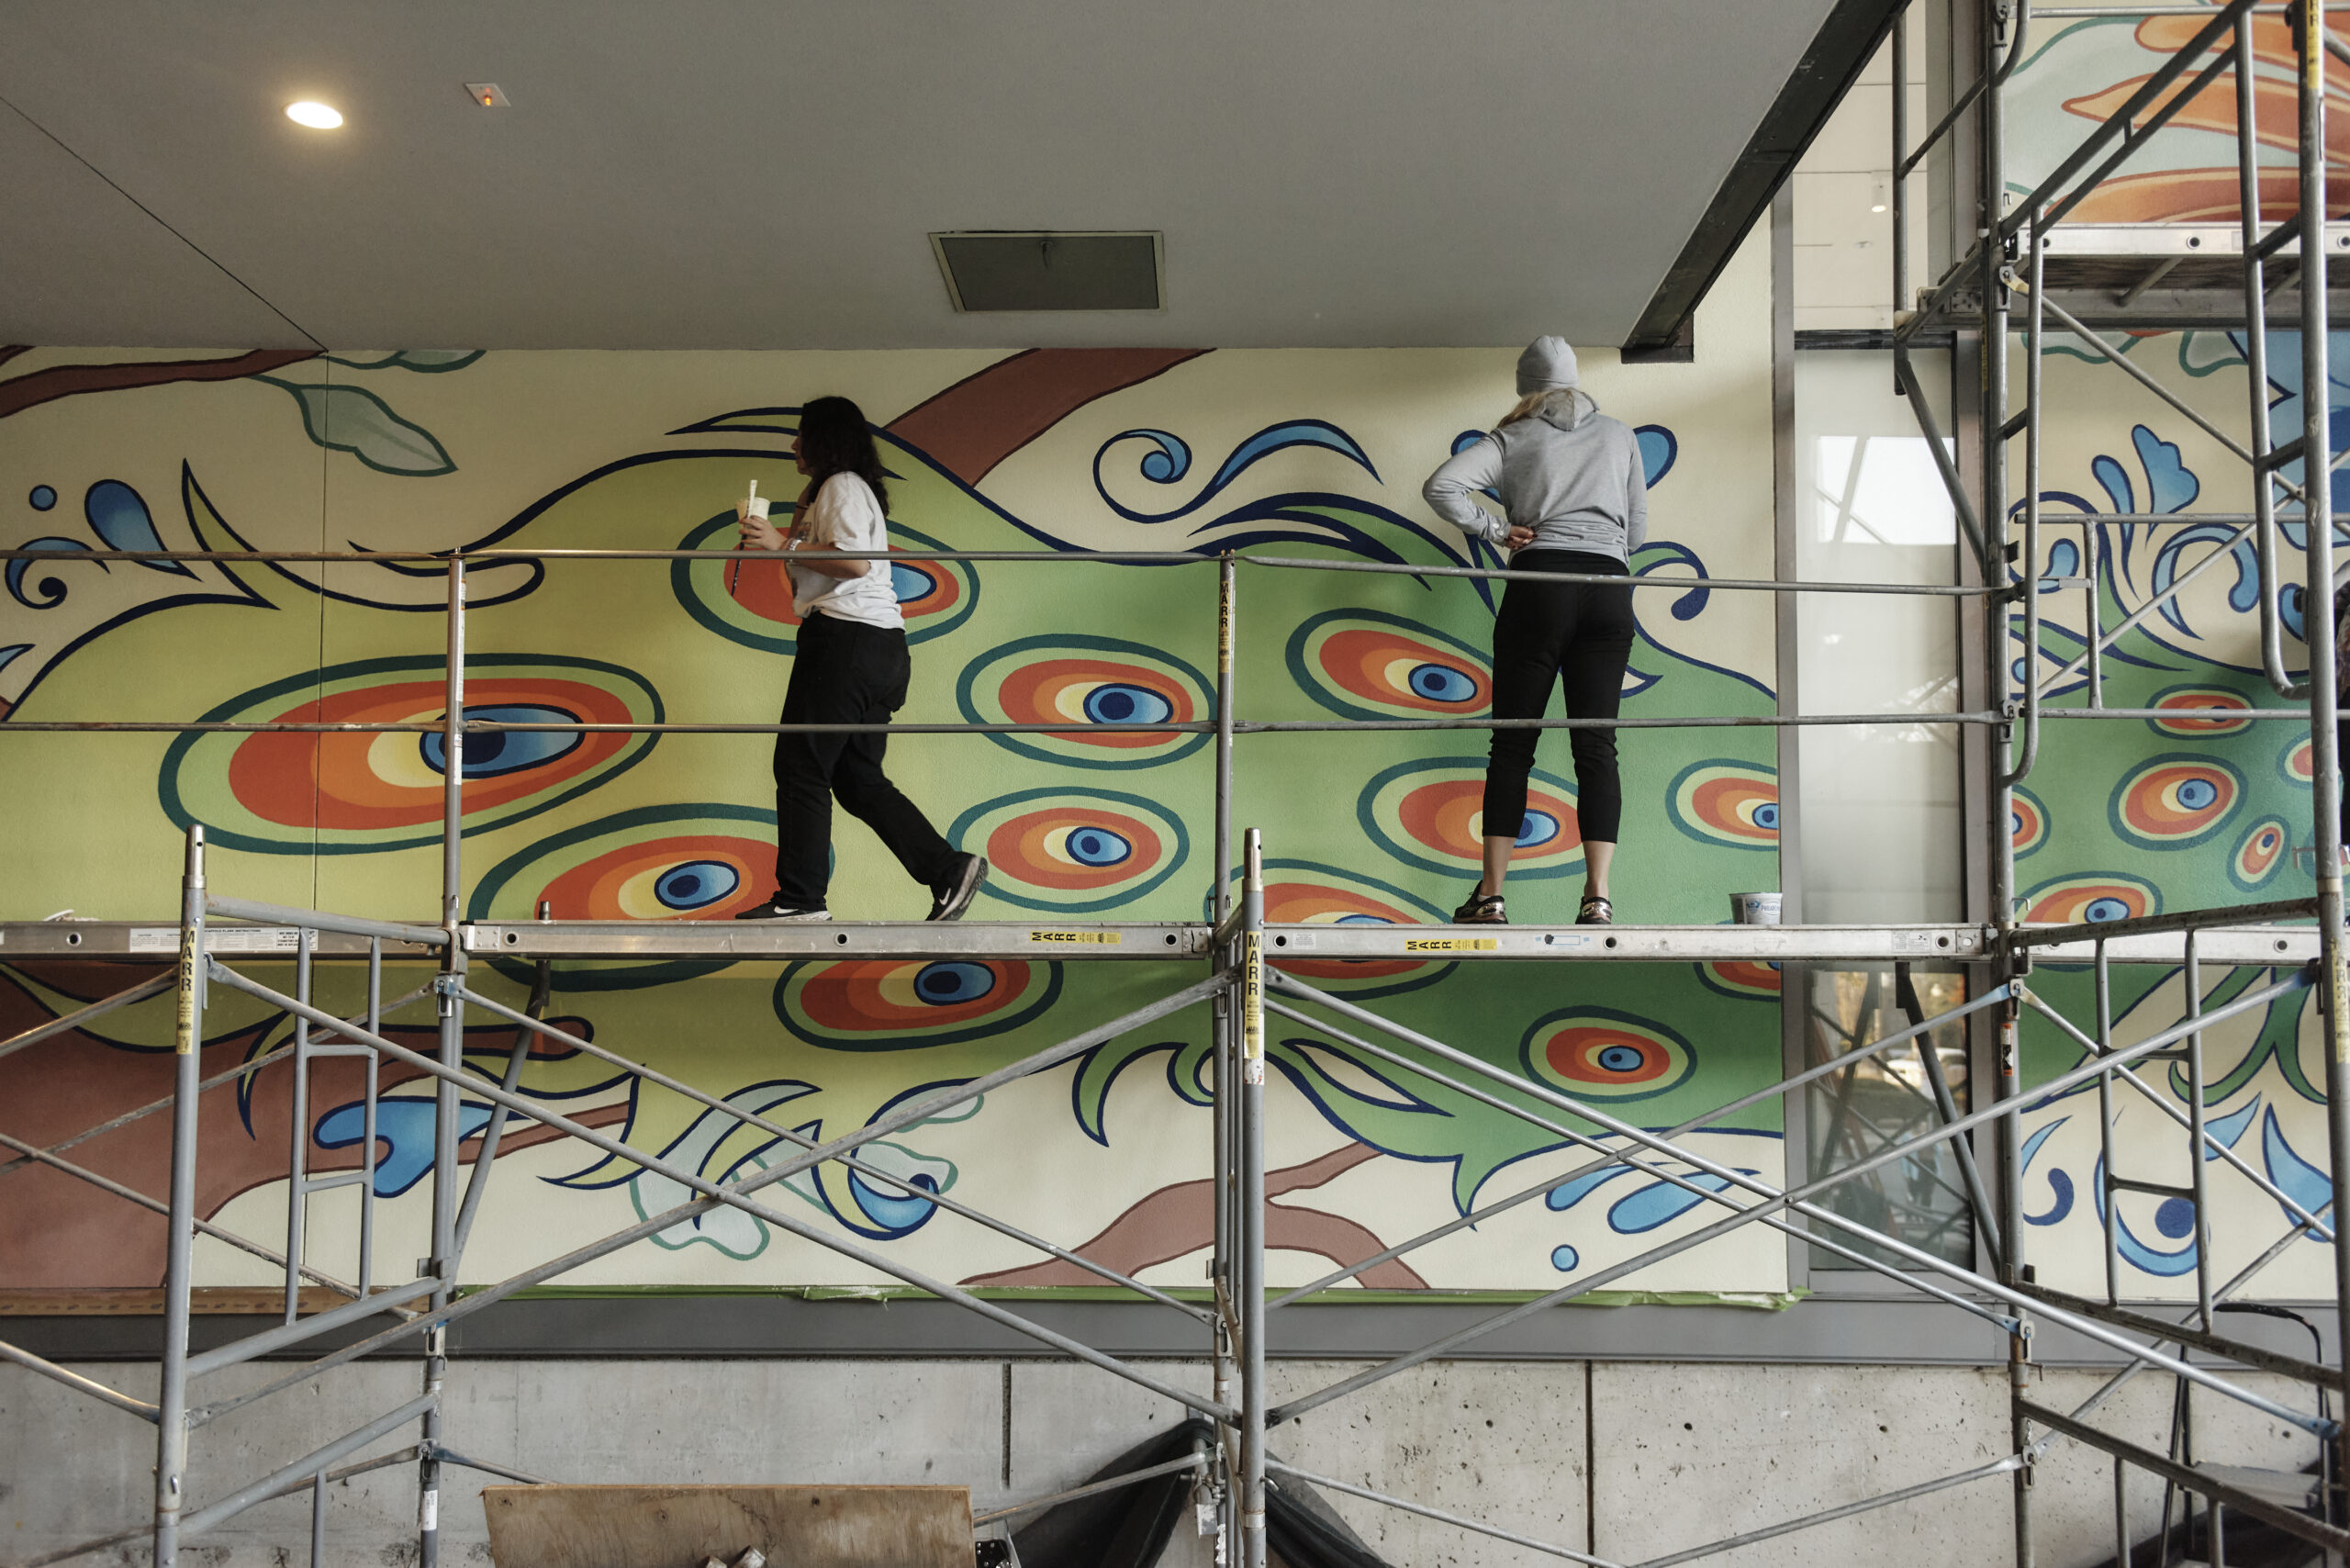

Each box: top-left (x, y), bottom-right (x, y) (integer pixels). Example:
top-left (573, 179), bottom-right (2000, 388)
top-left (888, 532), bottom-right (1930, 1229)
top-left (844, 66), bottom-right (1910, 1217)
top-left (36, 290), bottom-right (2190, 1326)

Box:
top-left (482, 1484), bottom-right (974, 1568)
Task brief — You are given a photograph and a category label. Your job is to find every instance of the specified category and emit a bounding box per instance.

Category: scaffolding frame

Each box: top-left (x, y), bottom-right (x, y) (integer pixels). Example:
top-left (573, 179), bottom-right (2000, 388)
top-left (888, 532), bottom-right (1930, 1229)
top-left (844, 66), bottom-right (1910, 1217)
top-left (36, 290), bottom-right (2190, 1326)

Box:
top-left (5, 7), bottom-right (2350, 1557)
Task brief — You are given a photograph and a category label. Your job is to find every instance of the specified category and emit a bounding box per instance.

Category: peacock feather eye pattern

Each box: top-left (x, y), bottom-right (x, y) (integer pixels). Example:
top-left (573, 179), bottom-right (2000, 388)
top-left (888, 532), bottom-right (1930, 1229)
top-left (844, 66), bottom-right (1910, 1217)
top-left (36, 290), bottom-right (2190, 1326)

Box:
top-left (774, 958), bottom-right (1062, 1050)
top-left (1665, 760), bottom-right (1779, 850)
top-left (2230, 816), bottom-right (2289, 889)
top-left (2020, 872), bottom-right (2158, 926)
top-left (2010, 787), bottom-right (2049, 859)
top-left (1285, 610), bottom-right (1492, 720)
top-left (1520, 1008), bottom-right (1697, 1103)
top-left (670, 516), bottom-right (977, 653)
top-left (2281, 736), bottom-right (2314, 789)
top-left (955, 634), bottom-right (1212, 768)
top-left (1357, 756), bottom-right (1583, 881)
top-left (2109, 754), bottom-right (2243, 848)
top-left (1258, 860), bottom-right (1454, 996)
top-left (946, 788), bottom-right (1188, 913)
top-left (467, 804), bottom-right (779, 922)
top-left (1695, 960), bottom-right (1782, 1001)
top-left (2146, 685), bottom-right (2254, 736)
top-left (161, 655), bottom-right (660, 854)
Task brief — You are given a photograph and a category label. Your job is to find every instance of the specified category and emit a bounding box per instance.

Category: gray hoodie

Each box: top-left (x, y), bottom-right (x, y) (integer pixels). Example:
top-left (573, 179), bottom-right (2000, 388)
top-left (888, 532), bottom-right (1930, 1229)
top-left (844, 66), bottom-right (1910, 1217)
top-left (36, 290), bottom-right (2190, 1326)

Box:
top-left (1422, 386), bottom-right (1649, 565)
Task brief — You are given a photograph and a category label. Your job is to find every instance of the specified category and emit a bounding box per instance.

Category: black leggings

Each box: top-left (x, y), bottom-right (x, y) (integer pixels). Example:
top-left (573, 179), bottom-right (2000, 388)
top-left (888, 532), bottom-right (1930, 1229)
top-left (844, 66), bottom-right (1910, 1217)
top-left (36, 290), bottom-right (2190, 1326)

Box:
top-left (1484, 549), bottom-right (1635, 845)
top-left (772, 613), bottom-right (959, 909)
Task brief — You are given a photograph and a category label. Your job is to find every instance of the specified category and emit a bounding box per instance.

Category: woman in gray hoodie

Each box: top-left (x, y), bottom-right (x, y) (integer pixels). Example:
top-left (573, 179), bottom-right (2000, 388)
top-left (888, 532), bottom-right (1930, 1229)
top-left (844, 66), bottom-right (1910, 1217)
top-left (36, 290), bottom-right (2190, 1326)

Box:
top-left (1422, 337), bottom-right (1647, 925)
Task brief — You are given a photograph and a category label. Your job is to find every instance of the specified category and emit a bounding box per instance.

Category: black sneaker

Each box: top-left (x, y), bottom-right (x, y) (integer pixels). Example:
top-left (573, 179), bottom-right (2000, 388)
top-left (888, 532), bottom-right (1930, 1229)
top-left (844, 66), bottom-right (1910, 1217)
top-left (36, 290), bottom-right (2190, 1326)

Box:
top-left (1452, 891), bottom-right (1506, 924)
top-left (928, 855), bottom-right (988, 922)
top-left (733, 902), bottom-right (832, 922)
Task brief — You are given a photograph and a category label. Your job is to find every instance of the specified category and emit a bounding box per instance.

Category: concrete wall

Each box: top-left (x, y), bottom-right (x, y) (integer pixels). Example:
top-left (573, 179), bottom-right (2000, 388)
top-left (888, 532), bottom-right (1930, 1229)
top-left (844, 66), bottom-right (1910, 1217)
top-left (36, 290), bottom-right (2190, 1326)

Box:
top-left (0, 1358), bottom-right (2322, 1568)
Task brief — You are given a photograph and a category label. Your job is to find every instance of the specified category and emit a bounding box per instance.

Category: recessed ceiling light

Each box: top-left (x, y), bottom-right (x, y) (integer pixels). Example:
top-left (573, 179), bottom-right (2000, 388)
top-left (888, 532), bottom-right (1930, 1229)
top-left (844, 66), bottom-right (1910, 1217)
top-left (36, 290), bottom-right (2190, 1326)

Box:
top-left (285, 101), bottom-right (343, 129)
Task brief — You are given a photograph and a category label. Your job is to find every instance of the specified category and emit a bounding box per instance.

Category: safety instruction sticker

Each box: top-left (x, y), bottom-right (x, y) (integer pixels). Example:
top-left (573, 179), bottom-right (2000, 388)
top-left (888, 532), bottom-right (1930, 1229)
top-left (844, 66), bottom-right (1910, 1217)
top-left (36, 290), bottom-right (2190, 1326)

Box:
top-left (1026, 929), bottom-right (1122, 946)
top-left (1402, 936), bottom-right (1500, 953)
top-left (132, 927), bottom-right (314, 953)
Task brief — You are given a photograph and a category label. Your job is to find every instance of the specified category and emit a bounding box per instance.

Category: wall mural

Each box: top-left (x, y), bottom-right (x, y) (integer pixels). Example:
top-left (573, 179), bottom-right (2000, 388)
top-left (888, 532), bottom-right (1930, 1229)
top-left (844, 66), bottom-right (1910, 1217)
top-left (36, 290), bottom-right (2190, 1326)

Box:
top-left (1985, 6), bottom-right (2344, 1300)
top-left (0, 218), bottom-right (2338, 1301)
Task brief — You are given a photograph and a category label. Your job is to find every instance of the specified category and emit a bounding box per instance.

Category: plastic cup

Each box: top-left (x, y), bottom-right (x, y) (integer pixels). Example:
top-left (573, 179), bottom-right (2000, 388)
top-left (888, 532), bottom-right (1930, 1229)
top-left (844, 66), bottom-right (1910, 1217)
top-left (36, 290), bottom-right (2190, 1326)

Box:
top-left (1729, 892), bottom-right (1783, 925)
top-left (737, 494), bottom-right (771, 524)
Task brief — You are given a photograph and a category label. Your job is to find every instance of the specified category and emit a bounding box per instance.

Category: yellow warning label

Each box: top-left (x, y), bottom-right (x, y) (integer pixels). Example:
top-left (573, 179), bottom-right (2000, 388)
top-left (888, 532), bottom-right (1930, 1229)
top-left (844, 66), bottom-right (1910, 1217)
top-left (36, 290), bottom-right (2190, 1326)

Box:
top-left (1027, 929), bottom-right (1122, 946)
top-left (1404, 936), bottom-right (1499, 953)
top-left (1242, 931), bottom-right (1264, 1061)
top-left (174, 923), bottom-right (200, 1055)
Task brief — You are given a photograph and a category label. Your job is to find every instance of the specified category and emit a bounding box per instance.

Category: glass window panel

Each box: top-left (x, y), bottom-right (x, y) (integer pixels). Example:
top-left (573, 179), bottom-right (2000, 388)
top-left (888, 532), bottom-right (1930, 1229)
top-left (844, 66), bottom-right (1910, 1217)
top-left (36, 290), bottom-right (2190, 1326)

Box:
top-left (1804, 965), bottom-right (1975, 1271)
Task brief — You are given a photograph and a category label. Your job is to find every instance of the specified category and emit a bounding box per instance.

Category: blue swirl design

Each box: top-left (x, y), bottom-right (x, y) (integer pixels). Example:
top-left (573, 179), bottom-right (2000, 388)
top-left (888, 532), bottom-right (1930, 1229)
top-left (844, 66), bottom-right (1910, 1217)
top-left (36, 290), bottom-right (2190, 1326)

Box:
top-left (86, 480), bottom-right (190, 577)
top-left (2020, 1120), bottom-right (2072, 1226)
top-left (1542, 1158), bottom-right (1761, 1236)
top-left (316, 1097), bottom-right (494, 1196)
top-left (2132, 426), bottom-right (2201, 513)
top-left (2263, 1106), bottom-right (2333, 1237)
top-left (1633, 540), bottom-right (1714, 622)
top-left (2091, 454), bottom-right (2132, 515)
top-left (2090, 1153), bottom-right (2198, 1276)
top-left (6, 537), bottom-right (97, 609)
top-left (2152, 523), bottom-right (2261, 633)
top-left (1607, 1171), bottom-right (1742, 1234)
top-left (1546, 1164), bottom-right (1641, 1212)
top-left (1094, 420), bottom-right (1379, 522)
top-left (1636, 426), bottom-right (1677, 487)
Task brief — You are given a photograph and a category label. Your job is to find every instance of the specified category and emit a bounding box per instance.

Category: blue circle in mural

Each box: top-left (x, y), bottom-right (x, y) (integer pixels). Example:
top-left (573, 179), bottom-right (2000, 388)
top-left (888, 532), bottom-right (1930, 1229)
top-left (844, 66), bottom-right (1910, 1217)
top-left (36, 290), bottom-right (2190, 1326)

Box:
top-left (2155, 1197), bottom-right (2197, 1240)
top-left (1064, 826), bottom-right (1132, 867)
top-left (2174, 778), bottom-right (2218, 811)
top-left (1550, 1244), bottom-right (1579, 1272)
top-left (1516, 810), bottom-right (1561, 848)
top-left (420, 705), bottom-right (585, 778)
top-left (2083, 896), bottom-right (2134, 924)
top-left (890, 563), bottom-right (936, 602)
top-left (654, 860), bottom-right (740, 911)
top-left (1753, 801), bottom-right (1780, 831)
top-left (913, 961), bottom-right (997, 1006)
top-left (1595, 1044), bottom-right (1647, 1074)
top-left (1082, 683), bottom-right (1173, 724)
top-left (28, 485), bottom-right (56, 510)
top-left (1407, 663), bottom-right (1478, 702)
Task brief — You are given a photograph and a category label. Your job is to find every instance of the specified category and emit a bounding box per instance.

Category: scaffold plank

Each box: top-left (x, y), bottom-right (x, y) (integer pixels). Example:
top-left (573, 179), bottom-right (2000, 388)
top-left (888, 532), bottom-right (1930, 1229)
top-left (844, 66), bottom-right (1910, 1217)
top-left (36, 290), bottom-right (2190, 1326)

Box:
top-left (461, 920), bottom-right (1209, 959)
top-left (1263, 923), bottom-right (1986, 961)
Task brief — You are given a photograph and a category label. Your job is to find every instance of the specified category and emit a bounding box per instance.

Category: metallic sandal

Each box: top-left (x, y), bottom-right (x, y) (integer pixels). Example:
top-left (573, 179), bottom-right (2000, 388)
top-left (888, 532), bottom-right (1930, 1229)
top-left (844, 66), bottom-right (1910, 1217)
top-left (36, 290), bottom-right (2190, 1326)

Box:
top-left (1576, 895), bottom-right (1613, 926)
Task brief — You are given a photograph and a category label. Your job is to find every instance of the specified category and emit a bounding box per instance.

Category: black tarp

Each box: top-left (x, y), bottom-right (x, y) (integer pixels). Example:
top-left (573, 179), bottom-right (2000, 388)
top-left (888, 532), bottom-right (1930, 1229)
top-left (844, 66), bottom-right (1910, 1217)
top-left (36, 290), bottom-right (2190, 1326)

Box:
top-left (1010, 1419), bottom-right (1393, 1568)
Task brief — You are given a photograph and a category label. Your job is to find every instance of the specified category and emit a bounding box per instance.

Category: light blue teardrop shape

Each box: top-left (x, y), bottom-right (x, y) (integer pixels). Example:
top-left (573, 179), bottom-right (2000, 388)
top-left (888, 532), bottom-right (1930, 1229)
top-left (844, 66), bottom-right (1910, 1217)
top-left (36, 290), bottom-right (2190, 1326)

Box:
top-left (85, 480), bottom-right (189, 577)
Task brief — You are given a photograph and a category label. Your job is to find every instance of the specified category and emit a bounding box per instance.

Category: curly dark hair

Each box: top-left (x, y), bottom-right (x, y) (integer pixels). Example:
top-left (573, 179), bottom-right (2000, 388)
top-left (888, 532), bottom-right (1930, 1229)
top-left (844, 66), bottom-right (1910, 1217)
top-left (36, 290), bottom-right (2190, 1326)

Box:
top-left (796, 396), bottom-right (890, 513)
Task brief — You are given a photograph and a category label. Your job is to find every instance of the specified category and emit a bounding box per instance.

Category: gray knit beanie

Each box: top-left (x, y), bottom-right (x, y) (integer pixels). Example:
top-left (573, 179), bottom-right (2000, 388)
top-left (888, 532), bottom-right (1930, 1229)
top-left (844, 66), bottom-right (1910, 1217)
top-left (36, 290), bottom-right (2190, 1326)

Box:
top-left (1516, 336), bottom-right (1580, 396)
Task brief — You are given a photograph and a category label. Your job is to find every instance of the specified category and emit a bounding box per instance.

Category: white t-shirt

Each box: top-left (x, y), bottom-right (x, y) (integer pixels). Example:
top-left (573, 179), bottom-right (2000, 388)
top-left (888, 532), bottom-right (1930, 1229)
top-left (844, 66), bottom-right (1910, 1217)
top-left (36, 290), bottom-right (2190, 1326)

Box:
top-left (789, 472), bottom-right (903, 630)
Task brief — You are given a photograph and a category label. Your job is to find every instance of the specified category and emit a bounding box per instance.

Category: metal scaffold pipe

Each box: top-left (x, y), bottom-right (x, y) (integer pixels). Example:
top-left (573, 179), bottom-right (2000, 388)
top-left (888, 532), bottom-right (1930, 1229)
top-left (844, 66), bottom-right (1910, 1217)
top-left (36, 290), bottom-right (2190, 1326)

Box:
top-left (1237, 828), bottom-right (1268, 1568)
top-left (152, 825), bottom-right (205, 1568)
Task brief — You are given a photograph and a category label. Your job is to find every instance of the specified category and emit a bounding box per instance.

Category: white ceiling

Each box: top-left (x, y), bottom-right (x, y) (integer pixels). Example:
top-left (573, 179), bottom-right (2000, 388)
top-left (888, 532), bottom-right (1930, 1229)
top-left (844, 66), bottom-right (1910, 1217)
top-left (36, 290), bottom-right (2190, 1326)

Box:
top-left (0, 1), bottom-right (1858, 352)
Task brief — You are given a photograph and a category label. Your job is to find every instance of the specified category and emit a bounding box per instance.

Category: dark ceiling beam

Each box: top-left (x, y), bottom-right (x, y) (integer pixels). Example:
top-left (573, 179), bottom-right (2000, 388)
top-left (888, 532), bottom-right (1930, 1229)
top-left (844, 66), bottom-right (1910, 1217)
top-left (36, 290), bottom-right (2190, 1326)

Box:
top-left (1623, 0), bottom-right (1908, 356)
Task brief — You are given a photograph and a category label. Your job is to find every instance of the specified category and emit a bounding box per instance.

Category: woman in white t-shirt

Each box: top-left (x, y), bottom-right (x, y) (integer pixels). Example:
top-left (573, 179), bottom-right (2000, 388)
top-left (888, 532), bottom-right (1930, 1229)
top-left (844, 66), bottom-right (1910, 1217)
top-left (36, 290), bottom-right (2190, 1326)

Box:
top-left (733, 396), bottom-right (987, 921)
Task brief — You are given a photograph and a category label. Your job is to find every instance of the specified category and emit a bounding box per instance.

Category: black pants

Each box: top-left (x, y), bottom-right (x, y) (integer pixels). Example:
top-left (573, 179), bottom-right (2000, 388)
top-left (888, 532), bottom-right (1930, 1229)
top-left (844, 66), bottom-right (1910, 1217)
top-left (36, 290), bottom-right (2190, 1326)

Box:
top-left (773, 612), bottom-right (959, 910)
top-left (1484, 548), bottom-right (1636, 846)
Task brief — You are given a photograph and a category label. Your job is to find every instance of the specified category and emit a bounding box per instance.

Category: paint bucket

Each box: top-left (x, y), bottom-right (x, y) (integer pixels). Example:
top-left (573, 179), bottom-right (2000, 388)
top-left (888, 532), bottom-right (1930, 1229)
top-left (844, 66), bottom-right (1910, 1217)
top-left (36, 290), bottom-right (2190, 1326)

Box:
top-left (1729, 892), bottom-right (1783, 925)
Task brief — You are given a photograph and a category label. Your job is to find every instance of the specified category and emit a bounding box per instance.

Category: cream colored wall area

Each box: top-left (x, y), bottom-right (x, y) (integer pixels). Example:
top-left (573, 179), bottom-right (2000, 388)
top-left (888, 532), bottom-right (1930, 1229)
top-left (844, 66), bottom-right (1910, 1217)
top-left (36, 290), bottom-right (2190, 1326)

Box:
top-left (0, 233), bottom-right (1795, 1299)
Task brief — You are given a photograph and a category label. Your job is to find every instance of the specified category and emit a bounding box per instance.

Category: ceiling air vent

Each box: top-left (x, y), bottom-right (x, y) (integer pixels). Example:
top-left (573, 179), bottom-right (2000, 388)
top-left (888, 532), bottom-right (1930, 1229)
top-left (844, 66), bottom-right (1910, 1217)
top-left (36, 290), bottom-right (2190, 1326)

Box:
top-left (930, 231), bottom-right (1163, 313)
